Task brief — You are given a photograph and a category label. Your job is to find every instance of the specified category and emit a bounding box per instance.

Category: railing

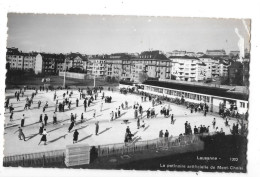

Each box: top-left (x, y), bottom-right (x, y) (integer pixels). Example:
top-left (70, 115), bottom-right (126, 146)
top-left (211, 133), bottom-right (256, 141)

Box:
top-left (3, 134), bottom-right (205, 167)
top-left (3, 149), bottom-right (65, 167)
top-left (97, 134), bottom-right (203, 157)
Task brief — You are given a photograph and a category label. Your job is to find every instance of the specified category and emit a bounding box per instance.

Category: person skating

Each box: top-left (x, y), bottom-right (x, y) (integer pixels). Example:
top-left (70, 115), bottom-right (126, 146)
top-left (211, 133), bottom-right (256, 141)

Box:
top-left (68, 120), bottom-right (75, 133)
top-left (38, 129), bottom-right (48, 145)
top-left (76, 98), bottom-right (79, 107)
top-left (53, 112), bottom-right (57, 124)
top-left (44, 114), bottom-right (48, 126)
top-left (73, 129), bottom-right (79, 144)
top-left (137, 118), bottom-right (140, 129)
top-left (95, 121), bottom-right (99, 135)
top-left (171, 114), bottom-right (174, 124)
top-left (16, 127), bottom-right (26, 141)
top-left (21, 114), bottom-right (25, 127)
top-left (39, 122), bottom-right (44, 135)
top-left (81, 113), bottom-right (84, 123)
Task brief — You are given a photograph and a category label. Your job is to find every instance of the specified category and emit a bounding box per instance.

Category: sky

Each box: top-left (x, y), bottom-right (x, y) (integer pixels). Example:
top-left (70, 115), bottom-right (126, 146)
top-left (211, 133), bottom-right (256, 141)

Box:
top-left (6, 13), bottom-right (251, 54)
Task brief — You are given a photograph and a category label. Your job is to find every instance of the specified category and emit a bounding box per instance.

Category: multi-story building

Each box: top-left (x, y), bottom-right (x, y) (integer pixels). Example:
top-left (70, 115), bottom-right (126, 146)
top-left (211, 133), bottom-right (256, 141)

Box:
top-left (35, 53), bottom-right (65, 74)
top-left (6, 47), bottom-right (37, 71)
top-left (169, 55), bottom-right (206, 82)
top-left (23, 53), bottom-right (37, 71)
top-left (64, 53), bottom-right (88, 72)
top-left (130, 50), bottom-right (171, 83)
top-left (105, 53), bottom-right (135, 80)
top-left (206, 49), bottom-right (226, 56)
top-left (87, 55), bottom-right (106, 78)
top-left (199, 55), bottom-right (229, 78)
top-left (6, 48), bottom-right (25, 70)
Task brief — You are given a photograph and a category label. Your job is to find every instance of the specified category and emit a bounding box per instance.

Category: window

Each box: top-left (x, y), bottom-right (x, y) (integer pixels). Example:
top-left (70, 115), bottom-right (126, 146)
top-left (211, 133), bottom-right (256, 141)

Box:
top-left (240, 102), bottom-right (245, 108)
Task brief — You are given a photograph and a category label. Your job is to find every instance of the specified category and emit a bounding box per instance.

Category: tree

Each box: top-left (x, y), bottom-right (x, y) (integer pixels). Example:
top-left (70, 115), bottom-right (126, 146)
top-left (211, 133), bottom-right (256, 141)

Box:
top-left (138, 72), bottom-right (149, 83)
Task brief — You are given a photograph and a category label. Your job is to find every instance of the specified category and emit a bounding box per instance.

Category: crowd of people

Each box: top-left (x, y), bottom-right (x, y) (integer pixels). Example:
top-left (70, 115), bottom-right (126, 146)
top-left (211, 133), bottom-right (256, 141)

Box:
top-left (5, 84), bottom-right (248, 152)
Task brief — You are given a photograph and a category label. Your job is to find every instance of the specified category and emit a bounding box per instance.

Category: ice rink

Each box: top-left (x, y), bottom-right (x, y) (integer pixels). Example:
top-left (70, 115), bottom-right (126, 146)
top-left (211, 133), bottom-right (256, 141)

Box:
top-left (4, 89), bottom-right (238, 156)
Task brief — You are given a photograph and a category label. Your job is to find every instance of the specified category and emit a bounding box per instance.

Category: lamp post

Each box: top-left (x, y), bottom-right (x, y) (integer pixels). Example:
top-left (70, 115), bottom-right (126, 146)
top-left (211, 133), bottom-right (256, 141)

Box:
top-left (63, 59), bottom-right (66, 88)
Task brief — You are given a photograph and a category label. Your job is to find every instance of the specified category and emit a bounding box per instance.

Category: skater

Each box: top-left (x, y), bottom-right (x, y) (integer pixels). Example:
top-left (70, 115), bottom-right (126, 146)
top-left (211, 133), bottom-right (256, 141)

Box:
top-left (39, 114), bottom-right (43, 122)
top-left (38, 129), bottom-right (48, 145)
top-left (17, 127), bottom-right (26, 141)
top-left (73, 129), bottom-right (79, 144)
top-left (171, 114), bottom-right (174, 124)
top-left (137, 118), bottom-right (140, 129)
top-left (53, 112), bottom-right (57, 124)
top-left (38, 100), bottom-right (41, 109)
top-left (10, 111), bottom-right (14, 121)
top-left (81, 113), bottom-right (84, 123)
top-left (39, 122), bottom-right (44, 135)
top-left (70, 113), bottom-right (75, 122)
top-left (21, 114), bottom-right (25, 127)
top-left (76, 98), bottom-right (79, 107)
top-left (212, 118), bottom-right (216, 129)
top-left (95, 121), bottom-right (99, 135)
top-left (68, 120), bottom-right (75, 133)
top-left (44, 114), bottom-right (48, 126)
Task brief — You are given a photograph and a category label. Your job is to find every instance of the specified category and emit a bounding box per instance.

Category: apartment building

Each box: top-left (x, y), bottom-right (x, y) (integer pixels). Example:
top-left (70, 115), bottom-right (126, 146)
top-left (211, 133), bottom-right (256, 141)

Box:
top-left (169, 56), bottom-right (206, 82)
top-left (87, 55), bottom-right (106, 78)
top-left (6, 47), bottom-right (37, 70)
top-left (64, 53), bottom-right (88, 71)
top-left (35, 53), bottom-right (65, 74)
top-left (131, 50), bottom-right (171, 83)
top-left (105, 53), bottom-right (135, 80)
top-left (199, 55), bottom-right (229, 78)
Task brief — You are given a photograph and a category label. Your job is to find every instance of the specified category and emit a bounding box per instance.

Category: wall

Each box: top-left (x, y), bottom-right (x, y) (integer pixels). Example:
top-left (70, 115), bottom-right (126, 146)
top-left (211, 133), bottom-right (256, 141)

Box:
top-left (59, 71), bottom-right (87, 80)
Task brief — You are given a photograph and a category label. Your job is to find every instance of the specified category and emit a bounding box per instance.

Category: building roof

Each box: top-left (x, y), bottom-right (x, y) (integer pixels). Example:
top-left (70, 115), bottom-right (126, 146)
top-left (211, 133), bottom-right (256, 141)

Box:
top-left (66, 52), bottom-right (87, 61)
top-left (6, 47), bottom-right (22, 55)
top-left (23, 53), bottom-right (38, 57)
top-left (169, 55), bottom-right (199, 60)
top-left (136, 50), bottom-right (170, 61)
top-left (106, 53), bottom-right (136, 60)
top-left (206, 49), bottom-right (226, 52)
top-left (40, 53), bottom-right (65, 61)
top-left (199, 54), bottom-right (213, 58)
top-left (142, 80), bottom-right (248, 101)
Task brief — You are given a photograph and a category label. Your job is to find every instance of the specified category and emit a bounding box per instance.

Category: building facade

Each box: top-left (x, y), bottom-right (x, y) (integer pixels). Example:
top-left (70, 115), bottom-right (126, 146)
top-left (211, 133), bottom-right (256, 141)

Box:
top-left (6, 48), bottom-right (37, 71)
top-left (64, 53), bottom-right (88, 72)
top-left (169, 56), bottom-right (206, 82)
top-left (87, 55), bottom-right (106, 78)
top-left (206, 49), bottom-right (226, 56)
top-left (130, 50), bottom-right (171, 83)
top-left (34, 53), bottom-right (65, 74)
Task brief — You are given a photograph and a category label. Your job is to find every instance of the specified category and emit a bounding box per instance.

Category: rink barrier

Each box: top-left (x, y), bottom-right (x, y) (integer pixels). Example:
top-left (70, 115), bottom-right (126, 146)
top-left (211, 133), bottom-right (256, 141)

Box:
top-left (96, 133), bottom-right (206, 157)
top-left (3, 149), bottom-right (66, 167)
top-left (3, 133), bottom-right (211, 167)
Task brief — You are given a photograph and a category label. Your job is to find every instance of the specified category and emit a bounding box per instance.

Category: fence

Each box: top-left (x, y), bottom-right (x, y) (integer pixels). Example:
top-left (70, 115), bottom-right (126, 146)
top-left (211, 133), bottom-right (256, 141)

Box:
top-left (3, 149), bottom-right (65, 167)
top-left (97, 134), bottom-right (202, 157)
top-left (3, 134), bottom-right (207, 167)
